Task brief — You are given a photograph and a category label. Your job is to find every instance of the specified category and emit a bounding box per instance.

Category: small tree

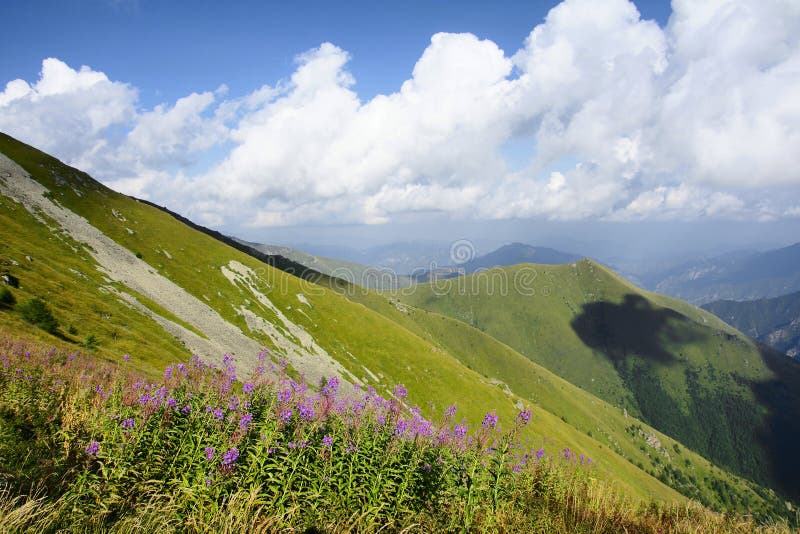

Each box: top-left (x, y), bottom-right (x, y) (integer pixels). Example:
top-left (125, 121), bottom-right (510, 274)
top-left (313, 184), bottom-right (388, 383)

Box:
top-left (18, 298), bottom-right (59, 334)
top-left (0, 287), bottom-right (15, 309)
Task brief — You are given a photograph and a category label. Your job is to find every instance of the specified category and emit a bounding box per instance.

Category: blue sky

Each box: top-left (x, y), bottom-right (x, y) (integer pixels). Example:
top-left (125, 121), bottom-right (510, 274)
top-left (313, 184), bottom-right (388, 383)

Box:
top-left (1, 1), bottom-right (671, 106)
top-left (1, 0), bottom-right (799, 257)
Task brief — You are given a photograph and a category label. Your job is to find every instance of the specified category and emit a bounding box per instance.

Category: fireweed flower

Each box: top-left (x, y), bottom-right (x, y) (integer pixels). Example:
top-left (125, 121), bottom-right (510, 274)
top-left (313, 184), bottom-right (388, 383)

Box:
top-left (482, 413), bottom-right (499, 429)
top-left (277, 389), bottom-right (291, 403)
top-left (516, 409), bottom-right (532, 426)
top-left (221, 447), bottom-right (239, 466)
top-left (322, 376), bottom-right (339, 397)
top-left (240, 413), bottom-right (253, 429)
top-left (85, 441), bottom-right (100, 456)
top-left (298, 400), bottom-right (316, 421)
top-left (395, 419), bottom-right (408, 436)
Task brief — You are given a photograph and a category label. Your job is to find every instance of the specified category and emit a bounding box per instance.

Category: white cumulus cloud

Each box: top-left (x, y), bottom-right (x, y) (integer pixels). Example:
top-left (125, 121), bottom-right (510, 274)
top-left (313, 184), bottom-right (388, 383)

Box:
top-left (1, 0), bottom-right (799, 229)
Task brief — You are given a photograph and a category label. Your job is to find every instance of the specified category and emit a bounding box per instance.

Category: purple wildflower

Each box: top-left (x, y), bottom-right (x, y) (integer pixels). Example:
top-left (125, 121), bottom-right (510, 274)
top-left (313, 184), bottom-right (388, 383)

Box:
top-left (515, 409), bottom-right (532, 426)
top-left (298, 400), bottom-right (316, 421)
top-left (164, 365), bottom-right (173, 379)
top-left (454, 424), bottom-right (468, 439)
top-left (240, 413), bottom-right (253, 430)
top-left (393, 384), bottom-right (408, 400)
top-left (121, 418), bottom-right (135, 429)
top-left (482, 412), bottom-right (499, 429)
top-left (205, 446), bottom-right (215, 460)
top-left (322, 376), bottom-right (339, 397)
top-left (322, 435), bottom-right (333, 449)
top-left (212, 408), bottom-right (224, 421)
top-left (85, 441), bottom-right (100, 456)
top-left (243, 382), bottom-right (255, 395)
top-left (221, 447), bottom-right (239, 466)
top-left (395, 419), bottom-right (408, 436)
top-left (279, 409), bottom-right (293, 423)
top-left (166, 397), bottom-right (177, 409)
top-left (444, 405), bottom-right (457, 418)
top-left (181, 404), bottom-right (192, 414)
top-left (122, 354), bottom-right (130, 362)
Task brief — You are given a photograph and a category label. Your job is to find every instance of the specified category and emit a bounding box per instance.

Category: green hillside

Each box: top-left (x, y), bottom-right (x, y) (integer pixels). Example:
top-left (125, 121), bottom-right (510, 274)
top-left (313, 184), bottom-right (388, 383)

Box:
top-left (0, 133), bottom-right (689, 506)
top-left (703, 291), bottom-right (800, 359)
top-left (322, 284), bottom-right (785, 516)
top-left (396, 260), bottom-right (800, 501)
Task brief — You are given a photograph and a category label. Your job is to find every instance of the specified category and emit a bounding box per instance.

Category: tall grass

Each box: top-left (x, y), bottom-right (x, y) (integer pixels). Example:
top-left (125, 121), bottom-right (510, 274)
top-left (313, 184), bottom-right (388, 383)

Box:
top-left (0, 337), bottom-right (792, 532)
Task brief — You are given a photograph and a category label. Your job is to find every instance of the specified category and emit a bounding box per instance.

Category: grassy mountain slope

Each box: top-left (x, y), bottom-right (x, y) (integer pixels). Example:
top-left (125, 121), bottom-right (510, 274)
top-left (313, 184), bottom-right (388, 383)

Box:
top-left (396, 260), bottom-right (800, 501)
top-left (328, 285), bottom-right (786, 516)
top-left (703, 291), bottom-right (800, 359)
top-left (0, 132), bottom-right (692, 505)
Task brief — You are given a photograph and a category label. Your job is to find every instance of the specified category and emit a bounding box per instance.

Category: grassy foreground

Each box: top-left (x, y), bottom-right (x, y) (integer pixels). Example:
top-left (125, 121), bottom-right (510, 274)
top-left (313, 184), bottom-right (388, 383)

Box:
top-left (0, 337), bottom-right (792, 533)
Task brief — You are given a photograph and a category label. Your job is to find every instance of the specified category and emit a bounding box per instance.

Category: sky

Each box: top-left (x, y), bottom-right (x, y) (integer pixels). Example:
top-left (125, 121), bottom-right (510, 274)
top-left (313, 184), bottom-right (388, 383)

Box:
top-left (1, 0), bottom-right (799, 261)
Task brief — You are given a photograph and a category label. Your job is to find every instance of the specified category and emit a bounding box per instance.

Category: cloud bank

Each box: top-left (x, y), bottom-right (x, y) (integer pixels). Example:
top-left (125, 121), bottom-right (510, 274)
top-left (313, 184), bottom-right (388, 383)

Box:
top-left (1, 0), bottom-right (799, 228)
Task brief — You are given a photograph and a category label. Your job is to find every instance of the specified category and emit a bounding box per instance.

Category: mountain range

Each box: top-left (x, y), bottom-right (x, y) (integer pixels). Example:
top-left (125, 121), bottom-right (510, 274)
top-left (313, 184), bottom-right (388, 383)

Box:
top-left (412, 242), bottom-right (582, 282)
top-left (643, 243), bottom-right (800, 305)
top-left (703, 291), bottom-right (800, 359)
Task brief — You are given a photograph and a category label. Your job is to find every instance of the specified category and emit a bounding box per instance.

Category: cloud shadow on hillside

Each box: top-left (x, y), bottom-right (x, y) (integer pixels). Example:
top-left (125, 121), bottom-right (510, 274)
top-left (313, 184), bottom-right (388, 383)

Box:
top-left (750, 345), bottom-right (800, 500)
top-left (571, 293), bottom-right (800, 501)
top-left (570, 293), bottom-right (702, 364)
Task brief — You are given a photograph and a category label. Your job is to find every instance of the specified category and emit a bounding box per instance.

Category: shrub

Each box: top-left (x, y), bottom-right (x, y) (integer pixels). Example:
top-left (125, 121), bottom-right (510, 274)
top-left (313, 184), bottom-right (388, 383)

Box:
top-left (0, 287), bottom-right (15, 308)
top-left (17, 297), bottom-right (58, 334)
top-left (80, 333), bottom-right (100, 350)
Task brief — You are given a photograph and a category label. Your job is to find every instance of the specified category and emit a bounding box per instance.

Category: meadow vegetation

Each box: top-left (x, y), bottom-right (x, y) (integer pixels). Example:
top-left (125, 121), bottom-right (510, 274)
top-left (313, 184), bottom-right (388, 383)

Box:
top-left (0, 337), bottom-right (793, 533)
